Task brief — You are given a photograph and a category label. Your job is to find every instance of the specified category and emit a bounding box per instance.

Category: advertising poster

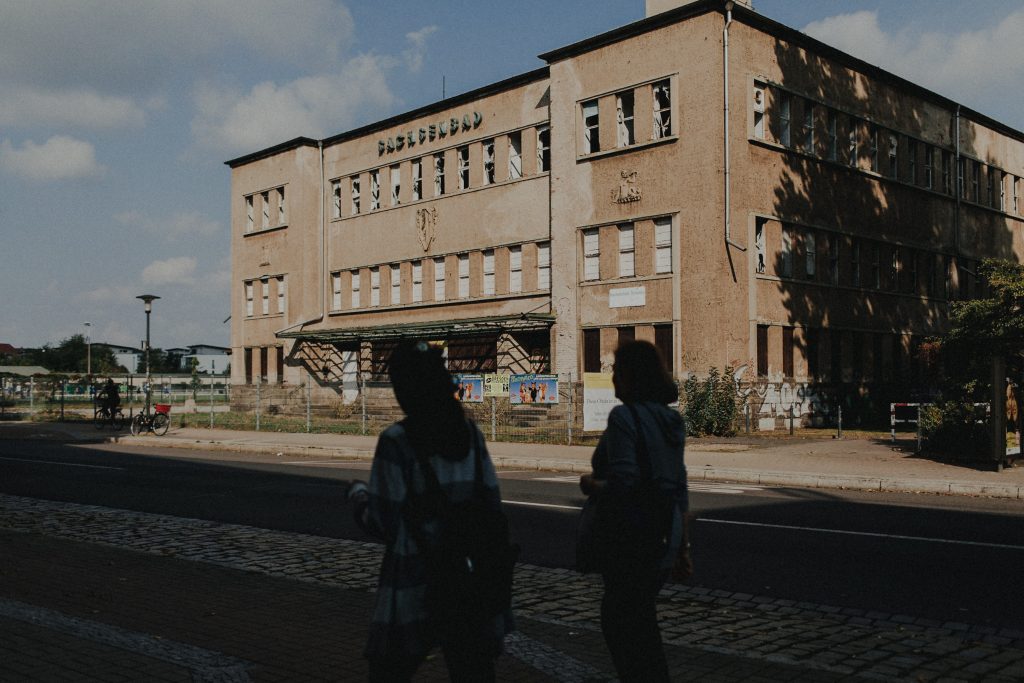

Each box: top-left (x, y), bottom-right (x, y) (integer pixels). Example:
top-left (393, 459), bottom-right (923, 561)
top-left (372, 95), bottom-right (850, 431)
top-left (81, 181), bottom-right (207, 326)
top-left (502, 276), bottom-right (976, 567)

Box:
top-left (583, 372), bottom-right (621, 431)
top-left (510, 374), bottom-right (559, 404)
top-left (483, 373), bottom-right (510, 398)
top-left (453, 374), bottom-right (484, 403)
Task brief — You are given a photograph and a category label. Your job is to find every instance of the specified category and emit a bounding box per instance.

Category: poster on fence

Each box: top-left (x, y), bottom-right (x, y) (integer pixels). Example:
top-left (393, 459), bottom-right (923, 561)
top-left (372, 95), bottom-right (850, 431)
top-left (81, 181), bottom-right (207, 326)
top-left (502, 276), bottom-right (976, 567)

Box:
top-left (484, 373), bottom-right (510, 398)
top-left (453, 374), bottom-right (484, 403)
top-left (583, 372), bottom-right (621, 432)
top-left (510, 374), bottom-right (559, 404)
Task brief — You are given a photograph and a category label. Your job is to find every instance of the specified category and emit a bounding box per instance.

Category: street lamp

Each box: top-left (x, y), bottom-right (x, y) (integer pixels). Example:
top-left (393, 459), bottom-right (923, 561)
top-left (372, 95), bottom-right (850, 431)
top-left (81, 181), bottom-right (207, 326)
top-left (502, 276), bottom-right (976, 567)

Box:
top-left (83, 322), bottom-right (92, 379)
top-left (136, 295), bottom-right (160, 413)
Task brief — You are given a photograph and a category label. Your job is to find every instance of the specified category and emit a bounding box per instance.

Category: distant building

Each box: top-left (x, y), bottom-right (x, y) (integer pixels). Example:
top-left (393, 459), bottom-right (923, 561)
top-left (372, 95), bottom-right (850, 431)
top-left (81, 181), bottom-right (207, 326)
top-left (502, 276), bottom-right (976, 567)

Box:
top-left (180, 345), bottom-right (231, 374)
top-left (226, 0), bottom-right (1024, 407)
top-left (93, 343), bottom-right (141, 374)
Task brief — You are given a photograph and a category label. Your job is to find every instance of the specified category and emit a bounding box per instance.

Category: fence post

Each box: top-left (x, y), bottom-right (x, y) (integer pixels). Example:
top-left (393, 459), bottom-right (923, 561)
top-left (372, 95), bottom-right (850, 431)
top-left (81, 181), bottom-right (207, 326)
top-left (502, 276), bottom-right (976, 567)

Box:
top-left (60, 379), bottom-right (65, 422)
top-left (566, 376), bottom-right (573, 446)
top-left (209, 376), bottom-right (215, 429)
top-left (744, 401), bottom-right (751, 434)
top-left (255, 379), bottom-right (261, 431)
top-left (29, 377), bottom-right (34, 413)
top-left (490, 396), bottom-right (496, 442)
top-left (306, 374), bottom-right (312, 434)
top-left (789, 404), bottom-right (795, 435)
top-left (361, 375), bottom-right (367, 436)
top-left (916, 404), bottom-right (922, 453)
top-left (837, 404), bottom-right (843, 439)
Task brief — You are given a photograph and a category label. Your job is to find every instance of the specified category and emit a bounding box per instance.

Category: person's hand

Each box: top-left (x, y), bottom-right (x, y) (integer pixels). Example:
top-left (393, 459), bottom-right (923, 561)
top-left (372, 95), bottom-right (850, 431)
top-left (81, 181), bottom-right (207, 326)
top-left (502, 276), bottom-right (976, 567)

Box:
top-left (348, 480), bottom-right (368, 504)
top-left (579, 474), bottom-right (603, 496)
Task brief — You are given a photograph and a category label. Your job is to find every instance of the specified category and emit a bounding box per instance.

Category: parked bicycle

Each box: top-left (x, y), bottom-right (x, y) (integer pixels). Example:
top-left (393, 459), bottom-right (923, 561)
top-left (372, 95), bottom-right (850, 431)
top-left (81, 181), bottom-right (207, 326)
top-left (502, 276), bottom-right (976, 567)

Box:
top-left (93, 404), bottom-right (126, 431)
top-left (130, 403), bottom-right (171, 436)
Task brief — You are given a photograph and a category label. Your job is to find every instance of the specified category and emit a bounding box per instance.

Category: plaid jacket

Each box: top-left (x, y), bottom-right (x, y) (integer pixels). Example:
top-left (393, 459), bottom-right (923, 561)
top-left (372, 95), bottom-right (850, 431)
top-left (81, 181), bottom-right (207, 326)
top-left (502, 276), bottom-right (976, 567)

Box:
top-left (362, 419), bottom-right (512, 659)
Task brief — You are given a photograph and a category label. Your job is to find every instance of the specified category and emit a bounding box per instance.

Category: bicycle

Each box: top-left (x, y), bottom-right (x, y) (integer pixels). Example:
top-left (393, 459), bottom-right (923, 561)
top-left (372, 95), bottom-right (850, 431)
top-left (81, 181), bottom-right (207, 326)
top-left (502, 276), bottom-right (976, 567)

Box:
top-left (93, 404), bottom-right (126, 431)
top-left (130, 403), bottom-right (171, 436)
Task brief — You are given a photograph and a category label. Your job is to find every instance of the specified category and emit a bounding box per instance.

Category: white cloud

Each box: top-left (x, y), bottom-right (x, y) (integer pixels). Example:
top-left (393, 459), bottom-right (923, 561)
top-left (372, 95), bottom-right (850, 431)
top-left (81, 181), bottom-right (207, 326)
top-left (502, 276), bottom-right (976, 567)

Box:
top-left (0, 87), bottom-right (146, 129)
top-left (115, 210), bottom-right (221, 239)
top-left (802, 9), bottom-right (1024, 125)
top-left (0, 136), bottom-right (106, 181)
top-left (191, 54), bottom-right (398, 153)
top-left (142, 257), bottom-right (198, 286)
top-left (404, 26), bottom-right (438, 73)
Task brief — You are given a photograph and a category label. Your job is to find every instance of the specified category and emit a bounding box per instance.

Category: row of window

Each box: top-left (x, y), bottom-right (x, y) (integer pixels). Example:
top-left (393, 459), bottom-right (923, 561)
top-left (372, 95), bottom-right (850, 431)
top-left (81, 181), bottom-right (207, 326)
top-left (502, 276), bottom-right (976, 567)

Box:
top-left (331, 242), bottom-right (551, 311)
top-left (244, 276), bottom-right (286, 317)
top-left (758, 220), bottom-right (990, 301)
top-left (581, 217), bottom-right (673, 282)
top-left (331, 127), bottom-right (551, 218)
top-left (754, 83), bottom-right (1023, 215)
top-left (757, 325), bottom-right (928, 385)
top-left (579, 78), bottom-right (673, 155)
top-left (242, 346), bottom-right (285, 384)
top-left (244, 186), bottom-right (286, 233)
top-left (581, 325), bottom-right (674, 374)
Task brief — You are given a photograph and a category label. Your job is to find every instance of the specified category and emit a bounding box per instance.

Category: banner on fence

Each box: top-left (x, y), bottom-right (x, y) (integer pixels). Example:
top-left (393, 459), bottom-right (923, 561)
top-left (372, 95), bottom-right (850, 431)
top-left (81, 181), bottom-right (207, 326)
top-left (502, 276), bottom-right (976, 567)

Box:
top-left (483, 373), bottom-right (510, 398)
top-left (453, 374), bottom-right (485, 403)
top-left (583, 372), bottom-right (620, 432)
top-left (510, 374), bottom-right (558, 404)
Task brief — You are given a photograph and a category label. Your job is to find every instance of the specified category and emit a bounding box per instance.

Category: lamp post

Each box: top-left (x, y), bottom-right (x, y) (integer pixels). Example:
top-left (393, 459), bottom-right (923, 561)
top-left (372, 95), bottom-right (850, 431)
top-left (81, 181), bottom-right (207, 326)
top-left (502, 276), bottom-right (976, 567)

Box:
top-left (83, 322), bottom-right (92, 379)
top-left (136, 295), bottom-right (160, 413)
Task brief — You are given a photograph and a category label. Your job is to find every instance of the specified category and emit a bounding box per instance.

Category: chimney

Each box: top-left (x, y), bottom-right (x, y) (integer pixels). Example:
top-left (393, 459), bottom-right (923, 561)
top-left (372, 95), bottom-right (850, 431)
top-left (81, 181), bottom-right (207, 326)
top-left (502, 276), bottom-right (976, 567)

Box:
top-left (645, 0), bottom-right (751, 18)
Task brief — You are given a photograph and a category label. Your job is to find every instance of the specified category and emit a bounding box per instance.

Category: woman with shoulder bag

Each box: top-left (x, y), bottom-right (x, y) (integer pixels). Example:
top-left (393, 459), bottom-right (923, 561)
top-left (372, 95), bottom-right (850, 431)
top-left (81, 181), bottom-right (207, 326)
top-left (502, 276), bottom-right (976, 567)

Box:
top-left (579, 340), bottom-right (689, 683)
top-left (348, 341), bottom-right (513, 682)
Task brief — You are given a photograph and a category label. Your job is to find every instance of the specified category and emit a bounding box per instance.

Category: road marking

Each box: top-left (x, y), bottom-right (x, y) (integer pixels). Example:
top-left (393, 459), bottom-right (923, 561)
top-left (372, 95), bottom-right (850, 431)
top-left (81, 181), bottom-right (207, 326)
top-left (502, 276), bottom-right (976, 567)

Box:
top-left (0, 598), bottom-right (251, 681)
top-left (279, 460), bottom-right (370, 467)
top-left (533, 476), bottom-right (765, 495)
top-left (702, 518), bottom-right (1024, 552)
top-left (504, 499), bottom-right (582, 511)
top-left (533, 475), bottom-right (579, 483)
top-left (0, 456), bottom-right (123, 471)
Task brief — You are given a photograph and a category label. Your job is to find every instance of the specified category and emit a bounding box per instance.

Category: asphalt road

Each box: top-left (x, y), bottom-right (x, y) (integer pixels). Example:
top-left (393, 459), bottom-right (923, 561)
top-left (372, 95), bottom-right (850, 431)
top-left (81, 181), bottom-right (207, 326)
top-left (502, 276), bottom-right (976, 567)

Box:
top-left (2, 437), bottom-right (1023, 631)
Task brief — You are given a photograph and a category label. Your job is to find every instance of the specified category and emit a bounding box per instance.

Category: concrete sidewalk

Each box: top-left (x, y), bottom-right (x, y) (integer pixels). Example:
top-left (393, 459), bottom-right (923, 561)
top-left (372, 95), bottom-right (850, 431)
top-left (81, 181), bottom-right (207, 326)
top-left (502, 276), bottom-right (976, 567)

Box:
top-left (29, 421), bottom-right (1024, 499)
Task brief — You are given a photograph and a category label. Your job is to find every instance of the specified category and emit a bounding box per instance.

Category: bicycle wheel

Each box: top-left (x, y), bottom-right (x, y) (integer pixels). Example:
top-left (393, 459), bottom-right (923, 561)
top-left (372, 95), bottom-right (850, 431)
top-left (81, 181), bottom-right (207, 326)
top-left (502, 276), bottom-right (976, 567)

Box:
top-left (94, 409), bottom-right (106, 430)
top-left (111, 409), bottom-right (126, 431)
top-left (130, 414), bottom-right (145, 436)
top-left (152, 413), bottom-right (170, 436)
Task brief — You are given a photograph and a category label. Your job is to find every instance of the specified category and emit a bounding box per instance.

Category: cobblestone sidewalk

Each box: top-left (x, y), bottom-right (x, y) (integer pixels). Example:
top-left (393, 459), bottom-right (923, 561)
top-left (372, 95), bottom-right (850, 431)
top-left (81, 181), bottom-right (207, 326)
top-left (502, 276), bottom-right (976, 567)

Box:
top-left (2, 493), bottom-right (1023, 682)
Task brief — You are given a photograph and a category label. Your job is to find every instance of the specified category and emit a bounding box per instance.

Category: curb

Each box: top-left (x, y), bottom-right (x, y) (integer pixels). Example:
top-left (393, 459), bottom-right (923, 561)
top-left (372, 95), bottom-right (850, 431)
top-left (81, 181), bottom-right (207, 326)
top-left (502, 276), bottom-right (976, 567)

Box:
top-left (122, 434), bottom-right (1024, 500)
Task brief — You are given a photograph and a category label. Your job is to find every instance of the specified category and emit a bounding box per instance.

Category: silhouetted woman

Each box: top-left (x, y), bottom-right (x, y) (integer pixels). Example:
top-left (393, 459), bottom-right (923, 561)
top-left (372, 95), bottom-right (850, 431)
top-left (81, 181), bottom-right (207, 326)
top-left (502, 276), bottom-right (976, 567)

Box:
top-left (349, 340), bottom-right (511, 682)
top-left (580, 340), bottom-right (689, 682)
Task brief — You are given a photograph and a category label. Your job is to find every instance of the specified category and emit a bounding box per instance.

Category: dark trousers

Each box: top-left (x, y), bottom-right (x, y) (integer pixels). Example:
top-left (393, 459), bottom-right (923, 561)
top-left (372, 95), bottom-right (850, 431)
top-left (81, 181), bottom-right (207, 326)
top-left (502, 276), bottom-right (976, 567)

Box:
top-left (601, 566), bottom-right (670, 683)
top-left (368, 644), bottom-right (496, 683)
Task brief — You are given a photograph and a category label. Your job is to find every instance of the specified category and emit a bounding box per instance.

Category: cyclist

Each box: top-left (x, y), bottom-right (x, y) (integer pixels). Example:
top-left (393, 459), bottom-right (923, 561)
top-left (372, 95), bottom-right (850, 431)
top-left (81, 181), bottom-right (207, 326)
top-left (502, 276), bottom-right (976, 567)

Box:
top-left (96, 379), bottom-right (121, 418)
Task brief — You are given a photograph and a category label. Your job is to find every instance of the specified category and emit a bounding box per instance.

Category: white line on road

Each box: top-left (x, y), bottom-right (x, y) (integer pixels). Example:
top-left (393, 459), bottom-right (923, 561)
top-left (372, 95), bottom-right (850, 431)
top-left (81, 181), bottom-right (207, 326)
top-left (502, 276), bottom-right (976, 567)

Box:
top-left (504, 499), bottom-right (583, 511)
top-left (702, 518), bottom-right (1024, 552)
top-left (0, 456), bottom-right (123, 471)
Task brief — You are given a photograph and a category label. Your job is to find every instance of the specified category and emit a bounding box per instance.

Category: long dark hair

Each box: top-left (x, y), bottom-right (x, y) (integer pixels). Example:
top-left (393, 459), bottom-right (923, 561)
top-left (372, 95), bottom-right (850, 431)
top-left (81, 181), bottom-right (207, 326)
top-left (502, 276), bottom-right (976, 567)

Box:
top-left (613, 340), bottom-right (677, 405)
top-left (388, 340), bottom-right (470, 461)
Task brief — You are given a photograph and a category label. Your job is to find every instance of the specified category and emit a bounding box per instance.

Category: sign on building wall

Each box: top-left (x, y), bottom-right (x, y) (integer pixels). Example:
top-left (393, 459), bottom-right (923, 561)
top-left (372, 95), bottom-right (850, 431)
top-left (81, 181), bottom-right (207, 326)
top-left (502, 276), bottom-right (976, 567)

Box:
top-left (510, 374), bottom-right (558, 404)
top-left (583, 372), bottom-right (621, 431)
top-left (608, 286), bottom-right (646, 308)
top-left (484, 373), bottom-right (510, 397)
top-left (453, 374), bottom-right (484, 403)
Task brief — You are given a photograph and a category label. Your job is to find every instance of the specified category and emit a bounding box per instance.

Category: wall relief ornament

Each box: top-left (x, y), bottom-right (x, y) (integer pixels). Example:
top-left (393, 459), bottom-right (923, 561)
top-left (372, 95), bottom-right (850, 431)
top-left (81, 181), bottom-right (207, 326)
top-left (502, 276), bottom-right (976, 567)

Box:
top-left (612, 170), bottom-right (642, 204)
top-left (415, 207), bottom-right (437, 251)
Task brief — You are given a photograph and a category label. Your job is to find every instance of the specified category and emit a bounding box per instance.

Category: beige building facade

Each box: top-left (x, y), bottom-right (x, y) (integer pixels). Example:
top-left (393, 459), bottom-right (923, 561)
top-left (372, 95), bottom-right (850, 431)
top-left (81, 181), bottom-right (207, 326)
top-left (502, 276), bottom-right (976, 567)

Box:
top-left (228, 0), bottom-right (1024, 408)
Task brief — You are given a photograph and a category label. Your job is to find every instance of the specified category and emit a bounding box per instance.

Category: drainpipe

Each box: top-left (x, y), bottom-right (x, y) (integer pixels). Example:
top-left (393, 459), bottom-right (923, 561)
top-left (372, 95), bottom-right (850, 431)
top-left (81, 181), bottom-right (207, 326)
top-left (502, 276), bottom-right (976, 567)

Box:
top-left (319, 140), bottom-right (327, 318)
top-left (724, 1), bottom-right (745, 251)
top-left (954, 105), bottom-right (961, 257)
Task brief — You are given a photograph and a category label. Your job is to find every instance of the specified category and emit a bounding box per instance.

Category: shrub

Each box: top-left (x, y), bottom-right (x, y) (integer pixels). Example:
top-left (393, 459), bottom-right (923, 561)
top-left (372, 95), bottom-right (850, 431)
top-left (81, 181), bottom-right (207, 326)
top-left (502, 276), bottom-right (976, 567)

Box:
top-left (919, 401), bottom-right (991, 460)
top-left (682, 367), bottom-right (738, 437)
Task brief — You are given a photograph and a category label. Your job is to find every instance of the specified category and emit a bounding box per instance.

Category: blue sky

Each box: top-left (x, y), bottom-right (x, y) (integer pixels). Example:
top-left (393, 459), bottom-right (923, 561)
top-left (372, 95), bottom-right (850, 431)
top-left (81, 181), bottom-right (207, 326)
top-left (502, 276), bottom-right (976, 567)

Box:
top-left (2, 0), bottom-right (1022, 351)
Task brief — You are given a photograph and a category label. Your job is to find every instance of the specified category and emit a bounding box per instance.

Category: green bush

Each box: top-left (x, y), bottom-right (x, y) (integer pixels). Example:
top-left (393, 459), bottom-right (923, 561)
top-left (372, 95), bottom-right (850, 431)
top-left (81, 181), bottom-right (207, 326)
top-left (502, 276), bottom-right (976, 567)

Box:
top-left (919, 401), bottom-right (991, 460)
top-left (681, 367), bottom-right (738, 437)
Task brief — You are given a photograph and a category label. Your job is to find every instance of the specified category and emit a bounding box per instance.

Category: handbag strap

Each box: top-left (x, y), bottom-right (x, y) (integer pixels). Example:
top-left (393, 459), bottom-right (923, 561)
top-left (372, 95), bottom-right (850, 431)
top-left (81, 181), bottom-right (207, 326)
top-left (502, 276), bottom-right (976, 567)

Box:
top-left (625, 403), bottom-right (655, 482)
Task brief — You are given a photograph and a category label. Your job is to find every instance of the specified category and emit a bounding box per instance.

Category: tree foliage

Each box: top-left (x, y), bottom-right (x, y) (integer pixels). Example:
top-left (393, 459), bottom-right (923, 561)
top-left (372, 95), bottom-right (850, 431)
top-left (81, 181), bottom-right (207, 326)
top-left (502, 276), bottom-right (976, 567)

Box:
top-left (681, 367), bottom-right (739, 437)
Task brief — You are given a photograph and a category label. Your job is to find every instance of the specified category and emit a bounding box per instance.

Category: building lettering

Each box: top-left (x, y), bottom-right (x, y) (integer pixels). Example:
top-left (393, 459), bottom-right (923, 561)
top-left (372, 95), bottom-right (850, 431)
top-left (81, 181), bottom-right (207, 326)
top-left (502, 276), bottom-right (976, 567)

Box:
top-left (378, 111), bottom-right (483, 156)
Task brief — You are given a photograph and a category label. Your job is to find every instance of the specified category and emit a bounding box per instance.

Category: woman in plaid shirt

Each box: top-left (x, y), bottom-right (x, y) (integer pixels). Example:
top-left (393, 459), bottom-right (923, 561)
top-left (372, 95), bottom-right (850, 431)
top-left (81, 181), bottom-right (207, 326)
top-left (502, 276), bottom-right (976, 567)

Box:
top-left (350, 341), bottom-right (512, 681)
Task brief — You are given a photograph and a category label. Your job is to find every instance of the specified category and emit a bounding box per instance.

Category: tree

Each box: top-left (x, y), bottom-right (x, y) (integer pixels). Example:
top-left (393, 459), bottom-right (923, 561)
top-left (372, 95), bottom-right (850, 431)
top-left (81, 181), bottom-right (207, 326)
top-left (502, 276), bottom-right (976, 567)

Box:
top-left (940, 259), bottom-right (1024, 393)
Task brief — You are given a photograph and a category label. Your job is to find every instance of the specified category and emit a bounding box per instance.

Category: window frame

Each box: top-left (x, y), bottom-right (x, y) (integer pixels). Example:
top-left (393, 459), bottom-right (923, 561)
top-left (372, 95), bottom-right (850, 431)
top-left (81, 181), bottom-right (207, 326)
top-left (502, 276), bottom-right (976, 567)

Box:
top-left (616, 90), bottom-right (635, 148)
top-left (509, 245), bottom-right (522, 293)
top-left (537, 242), bottom-right (551, 290)
top-left (457, 145), bottom-right (470, 190)
top-left (655, 217), bottom-right (672, 275)
top-left (433, 257), bottom-right (446, 301)
top-left (482, 138), bottom-right (495, 185)
top-left (434, 153), bottom-right (446, 196)
top-left (537, 126), bottom-right (551, 172)
top-left (390, 164), bottom-right (401, 207)
top-left (482, 250), bottom-right (495, 296)
top-left (653, 79), bottom-right (672, 140)
top-left (582, 229), bottom-right (600, 281)
top-left (618, 223), bottom-right (635, 278)
top-left (582, 99), bottom-right (600, 154)
top-left (508, 131), bottom-right (523, 180)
